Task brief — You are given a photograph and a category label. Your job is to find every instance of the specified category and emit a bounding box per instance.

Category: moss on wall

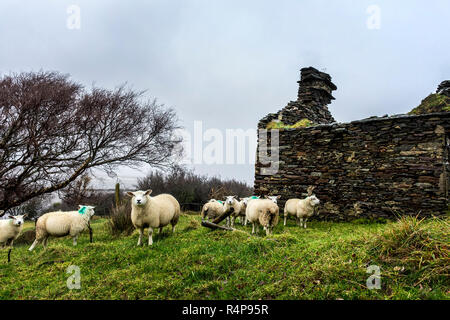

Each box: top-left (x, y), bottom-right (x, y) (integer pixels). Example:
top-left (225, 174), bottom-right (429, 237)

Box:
top-left (409, 93), bottom-right (450, 115)
top-left (266, 118), bottom-right (315, 130)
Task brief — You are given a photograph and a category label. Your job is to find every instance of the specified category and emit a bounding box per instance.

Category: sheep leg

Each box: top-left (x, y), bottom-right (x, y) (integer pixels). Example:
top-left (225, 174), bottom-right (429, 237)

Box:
top-left (256, 225), bottom-right (259, 234)
top-left (252, 223), bottom-right (255, 234)
top-left (172, 225), bottom-right (176, 233)
top-left (304, 218), bottom-right (307, 229)
top-left (159, 227), bottom-right (163, 234)
top-left (231, 216), bottom-right (236, 228)
top-left (72, 235), bottom-right (78, 246)
top-left (137, 228), bottom-right (144, 246)
top-left (43, 236), bottom-right (49, 248)
top-left (148, 228), bottom-right (153, 246)
top-left (28, 239), bottom-right (40, 251)
top-left (284, 213), bottom-right (287, 226)
top-left (299, 218), bottom-right (304, 227)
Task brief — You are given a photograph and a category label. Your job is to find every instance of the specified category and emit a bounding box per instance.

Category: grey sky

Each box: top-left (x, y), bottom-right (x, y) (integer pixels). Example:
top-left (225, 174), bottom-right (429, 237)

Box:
top-left (1, 0), bottom-right (449, 187)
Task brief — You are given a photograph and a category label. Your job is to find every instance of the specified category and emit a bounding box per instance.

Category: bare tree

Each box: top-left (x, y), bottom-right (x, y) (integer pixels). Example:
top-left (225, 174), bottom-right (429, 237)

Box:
top-left (60, 173), bottom-right (95, 208)
top-left (0, 71), bottom-right (181, 215)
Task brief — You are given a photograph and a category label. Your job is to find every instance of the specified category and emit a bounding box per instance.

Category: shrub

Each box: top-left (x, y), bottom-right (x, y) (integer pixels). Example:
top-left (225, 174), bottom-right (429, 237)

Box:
top-left (107, 201), bottom-right (134, 236)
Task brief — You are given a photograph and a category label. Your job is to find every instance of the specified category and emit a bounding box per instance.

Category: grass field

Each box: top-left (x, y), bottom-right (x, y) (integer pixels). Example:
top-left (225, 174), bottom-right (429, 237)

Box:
top-left (0, 213), bottom-right (448, 300)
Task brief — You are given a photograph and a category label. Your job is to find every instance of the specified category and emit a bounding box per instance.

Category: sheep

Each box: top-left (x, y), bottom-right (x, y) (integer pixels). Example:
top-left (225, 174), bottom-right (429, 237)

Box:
top-left (223, 196), bottom-right (244, 227)
top-left (241, 196), bottom-right (260, 225)
top-left (28, 205), bottom-right (95, 251)
top-left (265, 195), bottom-right (281, 204)
top-left (0, 213), bottom-right (27, 248)
top-left (283, 195), bottom-right (320, 228)
top-left (245, 199), bottom-right (279, 236)
top-left (201, 199), bottom-right (225, 221)
top-left (127, 190), bottom-right (180, 246)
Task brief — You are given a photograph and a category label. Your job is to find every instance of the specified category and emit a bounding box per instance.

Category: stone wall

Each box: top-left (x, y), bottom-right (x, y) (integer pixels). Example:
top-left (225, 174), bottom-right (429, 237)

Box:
top-left (254, 112), bottom-right (450, 220)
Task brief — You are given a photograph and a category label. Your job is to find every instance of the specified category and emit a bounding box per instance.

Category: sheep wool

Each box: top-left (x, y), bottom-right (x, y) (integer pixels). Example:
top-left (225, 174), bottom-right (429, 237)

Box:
top-left (283, 195), bottom-right (320, 228)
top-left (201, 200), bottom-right (225, 221)
top-left (245, 199), bottom-right (279, 236)
top-left (127, 190), bottom-right (180, 246)
top-left (28, 205), bottom-right (95, 251)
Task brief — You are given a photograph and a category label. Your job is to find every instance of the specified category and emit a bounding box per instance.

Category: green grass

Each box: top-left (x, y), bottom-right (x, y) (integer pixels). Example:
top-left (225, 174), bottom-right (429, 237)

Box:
top-left (0, 214), bottom-right (448, 300)
top-left (266, 119), bottom-right (315, 130)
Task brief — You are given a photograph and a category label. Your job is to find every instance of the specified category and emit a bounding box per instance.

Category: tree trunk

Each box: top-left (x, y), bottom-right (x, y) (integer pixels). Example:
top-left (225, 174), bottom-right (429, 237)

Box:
top-left (201, 208), bottom-right (234, 231)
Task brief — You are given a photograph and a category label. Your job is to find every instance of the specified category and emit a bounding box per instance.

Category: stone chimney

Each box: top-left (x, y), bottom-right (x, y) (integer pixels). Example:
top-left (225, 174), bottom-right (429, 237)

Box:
top-left (258, 66), bottom-right (337, 128)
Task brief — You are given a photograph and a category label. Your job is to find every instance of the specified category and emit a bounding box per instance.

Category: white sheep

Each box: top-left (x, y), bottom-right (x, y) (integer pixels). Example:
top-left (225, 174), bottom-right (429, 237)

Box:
top-left (201, 199), bottom-right (225, 221)
top-left (127, 190), bottom-right (180, 246)
top-left (223, 196), bottom-right (244, 227)
top-left (265, 195), bottom-right (281, 204)
top-left (241, 196), bottom-right (260, 225)
top-left (0, 212), bottom-right (26, 248)
top-left (283, 195), bottom-right (320, 228)
top-left (245, 199), bottom-right (279, 236)
top-left (28, 205), bottom-right (95, 251)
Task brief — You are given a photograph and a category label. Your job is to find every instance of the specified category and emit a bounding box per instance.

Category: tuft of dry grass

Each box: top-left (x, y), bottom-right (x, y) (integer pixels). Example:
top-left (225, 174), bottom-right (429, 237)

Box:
top-left (184, 216), bottom-right (201, 231)
top-left (370, 215), bottom-right (449, 287)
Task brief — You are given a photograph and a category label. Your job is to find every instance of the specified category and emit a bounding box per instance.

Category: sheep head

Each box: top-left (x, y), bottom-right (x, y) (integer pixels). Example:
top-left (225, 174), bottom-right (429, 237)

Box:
top-left (307, 195), bottom-right (320, 207)
top-left (265, 195), bottom-right (281, 204)
top-left (78, 205), bottom-right (95, 217)
top-left (10, 214), bottom-right (27, 226)
top-left (127, 190), bottom-right (152, 207)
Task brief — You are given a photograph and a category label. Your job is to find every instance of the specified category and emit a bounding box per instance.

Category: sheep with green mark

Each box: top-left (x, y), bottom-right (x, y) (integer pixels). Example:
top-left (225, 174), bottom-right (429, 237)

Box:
top-left (28, 205), bottom-right (95, 251)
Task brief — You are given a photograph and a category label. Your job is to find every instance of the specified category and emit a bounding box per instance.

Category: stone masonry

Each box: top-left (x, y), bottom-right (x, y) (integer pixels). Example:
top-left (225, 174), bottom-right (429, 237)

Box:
top-left (254, 67), bottom-right (450, 220)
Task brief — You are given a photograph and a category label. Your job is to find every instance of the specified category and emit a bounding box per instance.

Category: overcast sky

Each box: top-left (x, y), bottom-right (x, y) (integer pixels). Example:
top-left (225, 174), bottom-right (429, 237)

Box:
top-left (1, 0), bottom-right (449, 188)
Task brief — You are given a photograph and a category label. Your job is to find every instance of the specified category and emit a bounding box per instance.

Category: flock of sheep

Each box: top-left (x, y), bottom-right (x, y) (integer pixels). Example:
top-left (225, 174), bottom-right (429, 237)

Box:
top-left (201, 193), bottom-right (320, 235)
top-left (0, 189), bottom-right (320, 252)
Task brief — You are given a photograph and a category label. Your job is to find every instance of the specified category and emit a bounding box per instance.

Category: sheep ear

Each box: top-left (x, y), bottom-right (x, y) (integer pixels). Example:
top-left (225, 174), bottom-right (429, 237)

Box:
top-left (277, 195), bottom-right (281, 199)
top-left (145, 189), bottom-right (152, 196)
top-left (127, 192), bottom-right (135, 197)
top-left (78, 205), bottom-right (84, 209)
top-left (23, 213), bottom-right (28, 218)
top-left (264, 195), bottom-right (269, 199)
top-left (0, 210), bottom-right (4, 215)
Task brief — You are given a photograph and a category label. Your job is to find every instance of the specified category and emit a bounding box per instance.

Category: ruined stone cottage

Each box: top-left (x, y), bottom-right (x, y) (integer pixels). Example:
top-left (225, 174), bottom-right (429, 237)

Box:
top-left (254, 67), bottom-right (450, 219)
